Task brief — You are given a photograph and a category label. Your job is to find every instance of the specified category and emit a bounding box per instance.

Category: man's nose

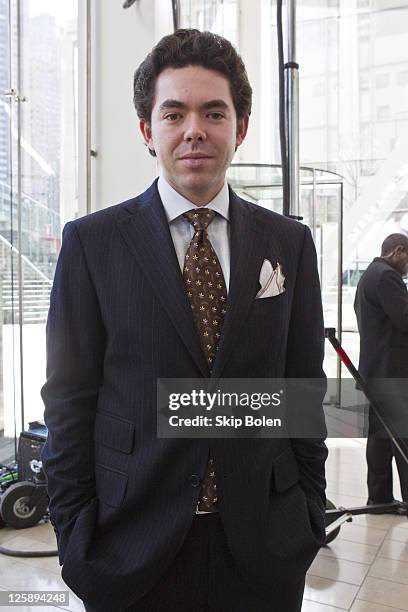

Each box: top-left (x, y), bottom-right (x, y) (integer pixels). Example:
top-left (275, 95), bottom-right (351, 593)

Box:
top-left (184, 117), bottom-right (207, 143)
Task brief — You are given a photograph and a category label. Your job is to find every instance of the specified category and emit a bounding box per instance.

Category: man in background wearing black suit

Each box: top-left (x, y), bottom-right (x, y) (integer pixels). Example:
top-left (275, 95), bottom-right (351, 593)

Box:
top-left (41, 29), bottom-right (327, 611)
top-left (354, 233), bottom-right (408, 505)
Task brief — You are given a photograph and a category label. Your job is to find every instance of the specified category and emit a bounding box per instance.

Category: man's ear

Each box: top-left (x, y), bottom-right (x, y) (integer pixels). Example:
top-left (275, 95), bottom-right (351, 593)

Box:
top-left (394, 245), bottom-right (405, 257)
top-left (236, 114), bottom-right (249, 148)
top-left (140, 120), bottom-right (153, 149)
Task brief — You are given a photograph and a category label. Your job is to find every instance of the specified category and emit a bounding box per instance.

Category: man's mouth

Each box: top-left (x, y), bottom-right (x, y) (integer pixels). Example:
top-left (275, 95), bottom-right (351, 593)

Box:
top-left (179, 153), bottom-right (213, 167)
top-left (180, 153), bottom-right (213, 160)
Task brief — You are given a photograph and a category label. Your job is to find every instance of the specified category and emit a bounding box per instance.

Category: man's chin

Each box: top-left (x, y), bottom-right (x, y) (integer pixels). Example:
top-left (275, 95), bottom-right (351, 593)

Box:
top-left (176, 176), bottom-right (220, 197)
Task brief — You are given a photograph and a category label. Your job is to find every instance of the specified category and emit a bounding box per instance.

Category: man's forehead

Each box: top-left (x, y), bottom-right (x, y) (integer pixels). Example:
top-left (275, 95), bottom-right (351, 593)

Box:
top-left (153, 66), bottom-right (233, 106)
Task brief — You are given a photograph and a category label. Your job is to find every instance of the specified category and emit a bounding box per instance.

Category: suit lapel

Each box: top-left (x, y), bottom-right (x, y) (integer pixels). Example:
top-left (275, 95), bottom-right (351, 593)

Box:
top-left (116, 182), bottom-right (276, 379)
top-left (117, 181), bottom-right (209, 377)
top-left (211, 190), bottom-right (271, 378)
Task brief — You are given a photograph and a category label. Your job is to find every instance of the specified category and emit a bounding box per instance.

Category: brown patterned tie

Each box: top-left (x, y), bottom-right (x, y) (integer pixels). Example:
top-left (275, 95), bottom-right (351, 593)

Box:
top-left (183, 208), bottom-right (227, 512)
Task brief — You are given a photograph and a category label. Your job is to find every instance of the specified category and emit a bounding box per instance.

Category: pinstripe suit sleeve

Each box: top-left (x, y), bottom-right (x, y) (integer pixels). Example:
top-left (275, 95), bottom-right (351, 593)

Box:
top-left (41, 221), bottom-right (106, 564)
top-left (285, 224), bottom-right (328, 508)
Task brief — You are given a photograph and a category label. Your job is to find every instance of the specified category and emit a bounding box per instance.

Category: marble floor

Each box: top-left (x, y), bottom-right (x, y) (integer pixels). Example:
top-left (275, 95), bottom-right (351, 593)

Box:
top-left (0, 438), bottom-right (406, 611)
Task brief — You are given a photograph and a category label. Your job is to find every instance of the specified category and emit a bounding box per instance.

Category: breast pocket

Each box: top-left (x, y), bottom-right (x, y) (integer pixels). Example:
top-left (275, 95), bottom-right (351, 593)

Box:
top-left (252, 291), bottom-right (288, 312)
top-left (250, 291), bottom-right (289, 336)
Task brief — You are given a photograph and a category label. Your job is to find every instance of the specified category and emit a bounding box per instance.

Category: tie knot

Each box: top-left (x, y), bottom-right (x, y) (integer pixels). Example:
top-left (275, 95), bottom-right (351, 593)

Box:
top-left (183, 208), bottom-right (216, 232)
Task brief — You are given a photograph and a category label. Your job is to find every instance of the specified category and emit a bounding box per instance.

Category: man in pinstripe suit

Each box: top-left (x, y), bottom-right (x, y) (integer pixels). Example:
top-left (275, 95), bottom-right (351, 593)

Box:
top-left (41, 30), bottom-right (327, 611)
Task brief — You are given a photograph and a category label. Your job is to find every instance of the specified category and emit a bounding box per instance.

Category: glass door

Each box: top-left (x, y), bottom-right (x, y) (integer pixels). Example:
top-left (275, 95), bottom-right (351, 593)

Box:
top-left (0, 0), bottom-right (23, 463)
top-left (0, 0), bottom-right (79, 464)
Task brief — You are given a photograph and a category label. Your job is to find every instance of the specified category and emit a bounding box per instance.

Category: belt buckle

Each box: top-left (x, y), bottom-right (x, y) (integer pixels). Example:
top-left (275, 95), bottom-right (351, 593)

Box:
top-left (195, 502), bottom-right (212, 515)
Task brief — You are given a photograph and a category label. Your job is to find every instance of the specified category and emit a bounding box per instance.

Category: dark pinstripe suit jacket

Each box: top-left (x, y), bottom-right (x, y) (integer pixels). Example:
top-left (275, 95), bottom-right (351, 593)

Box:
top-left (41, 179), bottom-right (328, 610)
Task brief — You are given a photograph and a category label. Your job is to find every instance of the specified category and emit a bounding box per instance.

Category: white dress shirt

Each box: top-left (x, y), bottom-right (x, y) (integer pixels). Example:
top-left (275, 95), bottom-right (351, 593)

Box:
top-left (157, 175), bottom-right (231, 292)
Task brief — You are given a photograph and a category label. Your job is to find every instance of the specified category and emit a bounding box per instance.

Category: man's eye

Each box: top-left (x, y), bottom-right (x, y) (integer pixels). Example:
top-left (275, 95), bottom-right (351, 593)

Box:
top-left (164, 113), bottom-right (181, 121)
top-left (208, 112), bottom-right (224, 120)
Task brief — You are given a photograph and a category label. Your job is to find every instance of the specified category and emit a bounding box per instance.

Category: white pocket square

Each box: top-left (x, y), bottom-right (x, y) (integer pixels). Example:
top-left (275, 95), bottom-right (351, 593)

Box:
top-left (255, 259), bottom-right (286, 298)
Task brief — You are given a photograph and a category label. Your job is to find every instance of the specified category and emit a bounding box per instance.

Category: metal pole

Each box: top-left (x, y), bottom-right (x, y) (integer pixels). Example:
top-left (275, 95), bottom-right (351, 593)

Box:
top-left (172, 0), bottom-right (179, 31)
top-left (312, 167), bottom-right (316, 241)
top-left (285, 0), bottom-right (300, 218)
top-left (86, 0), bottom-right (92, 214)
top-left (337, 181), bottom-right (344, 391)
top-left (16, 0), bottom-right (25, 431)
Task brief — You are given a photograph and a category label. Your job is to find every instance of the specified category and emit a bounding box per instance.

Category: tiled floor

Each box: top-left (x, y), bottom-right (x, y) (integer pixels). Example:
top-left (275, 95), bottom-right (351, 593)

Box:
top-left (0, 438), bottom-right (406, 611)
top-left (304, 438), bottom-right (408, 611)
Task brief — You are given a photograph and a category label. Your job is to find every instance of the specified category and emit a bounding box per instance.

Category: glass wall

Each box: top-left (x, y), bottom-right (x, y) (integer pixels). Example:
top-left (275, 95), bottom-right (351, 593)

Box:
top-left (180, 0), bottom-right (238, 44)
top-left (179, 0), bottom-right (408, 376)
top-left (0, 0), bottom-right (78, 462)
top-left (1, 0), bottom-right (407, 460)
top-left (227, 163), bottom-right (343, 378)
top-left (295, 0), bottom-right (408, 371)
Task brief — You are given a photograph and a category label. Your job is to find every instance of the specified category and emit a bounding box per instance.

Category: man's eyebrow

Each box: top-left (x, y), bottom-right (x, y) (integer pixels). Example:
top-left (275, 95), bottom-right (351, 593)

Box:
top-left (200, 99), bottom-right (229, 111)
top-left (158, 99), bottom-right (230, 112)
top-left (158, 100), bottom-right (186, 112)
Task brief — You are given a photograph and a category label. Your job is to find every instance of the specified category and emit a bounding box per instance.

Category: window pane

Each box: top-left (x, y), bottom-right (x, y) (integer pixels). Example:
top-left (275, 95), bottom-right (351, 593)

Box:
top-left (21, 0), bottom-right (79, 427)
top-left (0, 0), bottom-right (79, 462)
top-left (179, 0), bottom-right (408, 381)
top-left (0, 0), bottom-right (17, 463)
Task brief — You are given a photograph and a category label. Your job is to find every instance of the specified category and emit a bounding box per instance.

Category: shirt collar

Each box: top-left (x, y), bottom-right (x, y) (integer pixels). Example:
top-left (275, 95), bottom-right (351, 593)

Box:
top-left (158, 175), bottom-right (230, 224)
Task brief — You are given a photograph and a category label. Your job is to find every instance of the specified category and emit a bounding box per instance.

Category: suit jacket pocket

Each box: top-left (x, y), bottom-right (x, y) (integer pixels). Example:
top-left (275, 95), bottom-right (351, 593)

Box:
top-left (94, 411), bottom-right (135, 454)
top-left (303, 493), bottom-right (327, 547)
top-left (253, 291), bottom-right (287, 310)
top-left (61, 497), bottom-right (98, 576)
top-left (273, 447), bottom-right (326, 547)
top-left (271, 446), bottom-right (300, 492)
top-left (95, 463), bottom-right (128, 507)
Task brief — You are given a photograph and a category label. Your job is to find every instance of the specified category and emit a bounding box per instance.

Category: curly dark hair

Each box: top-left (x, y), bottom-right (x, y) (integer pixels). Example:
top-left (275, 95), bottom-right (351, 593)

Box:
top-left (133, 29), bottom-right (252, 126)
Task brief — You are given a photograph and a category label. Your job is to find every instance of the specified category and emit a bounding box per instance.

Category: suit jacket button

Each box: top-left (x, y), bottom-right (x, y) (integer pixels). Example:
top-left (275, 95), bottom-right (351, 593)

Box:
top-left (190, 474), bottom-right (201, 487)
